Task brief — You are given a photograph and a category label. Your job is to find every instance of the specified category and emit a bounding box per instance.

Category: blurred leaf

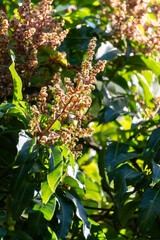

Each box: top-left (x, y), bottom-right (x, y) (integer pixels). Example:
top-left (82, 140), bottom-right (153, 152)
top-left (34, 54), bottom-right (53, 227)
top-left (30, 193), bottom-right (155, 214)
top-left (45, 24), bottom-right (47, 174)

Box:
top-left (119, 201), bottom-right (139, 226)
top-left (56, 196), bottom-right (73, 239)
top-left (138, 187), bottom-right (160, 233)
top-left (90, 218), bottom-right (106, 239)
top-left (0, 227), bottom-right (6, 238)
top-left (141, 56), bottom-right (160, 79)
top-left (100, 97), bottom-right (129, 124)
top-left (0, 103), bottom-right (16, 112)
top-left (66, 192), bottom-right (91, 239)
top-left (48, 227), bottom-right (58, 240)
top-left (136, 73), bottom-right (154, 108)
top-left (51, 120), bottom-right (61, 130)
top-left (9, 50), bottom-right (22, 105)
top-left (47, 146), bottom-right (63, 193)
top-left (96, 41), bottom-right (122, 61)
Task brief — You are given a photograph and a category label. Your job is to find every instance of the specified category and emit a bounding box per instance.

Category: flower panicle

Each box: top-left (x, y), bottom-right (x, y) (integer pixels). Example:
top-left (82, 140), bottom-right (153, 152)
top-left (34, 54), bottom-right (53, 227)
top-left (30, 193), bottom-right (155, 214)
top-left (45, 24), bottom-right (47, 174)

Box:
top-left (29, 38), bottom-right (106, 158)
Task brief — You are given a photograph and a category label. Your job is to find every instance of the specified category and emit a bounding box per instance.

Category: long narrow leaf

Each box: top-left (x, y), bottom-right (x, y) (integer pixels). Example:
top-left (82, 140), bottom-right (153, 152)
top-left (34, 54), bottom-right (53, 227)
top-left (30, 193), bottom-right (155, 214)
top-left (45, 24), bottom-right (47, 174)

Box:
top-left (9, 50), bottom-right (22, 105)
top-left (66, 192), bottom-right (91, 239)
top-left (138, 187), bottom-right (160, 233)
top-left (47, 146), bottom-right (63, 193)
top-left (56, 196), bottom-right (73, 239)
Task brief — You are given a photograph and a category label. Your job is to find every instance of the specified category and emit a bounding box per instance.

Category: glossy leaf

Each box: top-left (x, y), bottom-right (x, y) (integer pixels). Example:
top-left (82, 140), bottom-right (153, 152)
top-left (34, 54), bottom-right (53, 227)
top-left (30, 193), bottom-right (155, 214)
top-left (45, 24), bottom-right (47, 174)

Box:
top-left (66, 192), bottom-right (91, 239)
top-left (56, 196), bottom-right (73, 239)
top-left (114, 164), bottom-right (141, 207)
top-left (138, 187), bottom-right (160, 233)
top-left (152, 161), bottom-right (160, 185)
top-left (105, 142), bottom-right (129, 173)
top-left (47, 146), bottom-right (63, 193)
top-left (11, 137), bottom-right (36, 195)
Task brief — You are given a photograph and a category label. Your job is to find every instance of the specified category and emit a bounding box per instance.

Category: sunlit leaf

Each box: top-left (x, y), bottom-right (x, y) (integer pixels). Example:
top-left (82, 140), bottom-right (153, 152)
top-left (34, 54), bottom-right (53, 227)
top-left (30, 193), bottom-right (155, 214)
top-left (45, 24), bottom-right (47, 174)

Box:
top-left (9, 50), bottom-right (23, 105)
top-left (89, 218), bottom-right (106, 239)
top-left (33, 197), bottom-right (56, 221)
top-left (41, 181), bottom-right (53, 204)
top-left (47, 146), bottom-right (63, 193)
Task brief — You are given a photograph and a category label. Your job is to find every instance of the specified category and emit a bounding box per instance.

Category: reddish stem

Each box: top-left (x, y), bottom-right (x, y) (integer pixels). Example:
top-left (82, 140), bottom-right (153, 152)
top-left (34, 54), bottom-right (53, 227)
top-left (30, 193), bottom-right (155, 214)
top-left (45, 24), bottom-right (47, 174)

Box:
top-left (39, 96), bottom-right (73, 140)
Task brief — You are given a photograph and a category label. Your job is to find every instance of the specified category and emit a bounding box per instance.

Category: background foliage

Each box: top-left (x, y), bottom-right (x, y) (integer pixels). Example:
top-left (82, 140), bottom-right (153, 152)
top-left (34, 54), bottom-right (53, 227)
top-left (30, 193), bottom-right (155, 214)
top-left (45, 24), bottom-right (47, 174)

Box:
top-left (0, 0), bottom-right (160, 239)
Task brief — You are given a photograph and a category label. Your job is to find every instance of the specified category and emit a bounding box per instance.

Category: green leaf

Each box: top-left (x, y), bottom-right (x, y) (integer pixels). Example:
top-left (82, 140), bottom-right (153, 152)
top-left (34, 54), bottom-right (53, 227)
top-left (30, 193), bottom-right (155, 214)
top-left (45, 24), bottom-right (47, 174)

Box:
top-left (47, 146), bottom-right (63, 192)
top-left (27, 211), bottom-right (47, 238)
top-left (152, 161), bottom-right (160, 185)
top-left (0, 131), bottom-right (18, 168)
top-left (66, 192), bottom-right (91, 239)
top-left (9, 50), bottom-right (23, 105)
top-left (33, 197), bottom-right (56, 221)
top-left (63, 176), bottom-right (84, 196)
top-left (144, 127), bottom-right (160, 163)
top-left (16, 132), bottom-right (36, 164)
top-left (11, 181), bottom-right (35, 220)
top-left (136, 73), bottom-right (154, 108)
top-left (41, 181), bottom-right (53, 204)
top-left (60, 145), bottom-right (75, 171)
top-left (89, 218), bottom-right (106, 239)
top-left (56, 196), bottom-right (73, 239)
top-left (138, 187), bottom-right (160, 233)
top-left (119, 201), bottom-right (139, 226)
top-left (100, 96), bottom-right (129, 124)
top-left (9, 230), bottom-right (33, 240)
top-left (0, 103), bottom-right (16, 112)
top-left (7, 106), bottom-right (27, 126)
top-left (48, 227), bottom-right (58, 240)
top-left (141, 56), bottom-right (160, 79)
top-left (96, 41), bottom-right (122, 61)
top-left (51, 120), bottom-right (61, 130)
top-left (114, 164), bottom-right (141, 207)
top-left (0, 227), bottom-right (6, 238)
top-left (11, 137), bottom-right (36, 195)
top-left (105, 142), bottom-right (129, 173)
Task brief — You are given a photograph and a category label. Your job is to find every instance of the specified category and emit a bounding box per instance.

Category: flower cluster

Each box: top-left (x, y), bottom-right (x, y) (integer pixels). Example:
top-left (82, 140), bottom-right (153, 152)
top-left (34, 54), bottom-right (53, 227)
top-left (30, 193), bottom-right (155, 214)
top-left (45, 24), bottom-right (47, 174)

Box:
top-left (29, 38), bottom-right (106, 158)
top-left (0, 0), bottom-right (68, 98)
top-left (101, 0), bottom-right (160, 55)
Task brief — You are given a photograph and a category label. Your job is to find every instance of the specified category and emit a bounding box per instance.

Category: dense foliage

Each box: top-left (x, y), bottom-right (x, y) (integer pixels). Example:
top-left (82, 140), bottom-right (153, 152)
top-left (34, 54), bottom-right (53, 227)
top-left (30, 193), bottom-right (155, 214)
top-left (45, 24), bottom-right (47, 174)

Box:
top-left (0, 0), bottom-right (160, 239)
